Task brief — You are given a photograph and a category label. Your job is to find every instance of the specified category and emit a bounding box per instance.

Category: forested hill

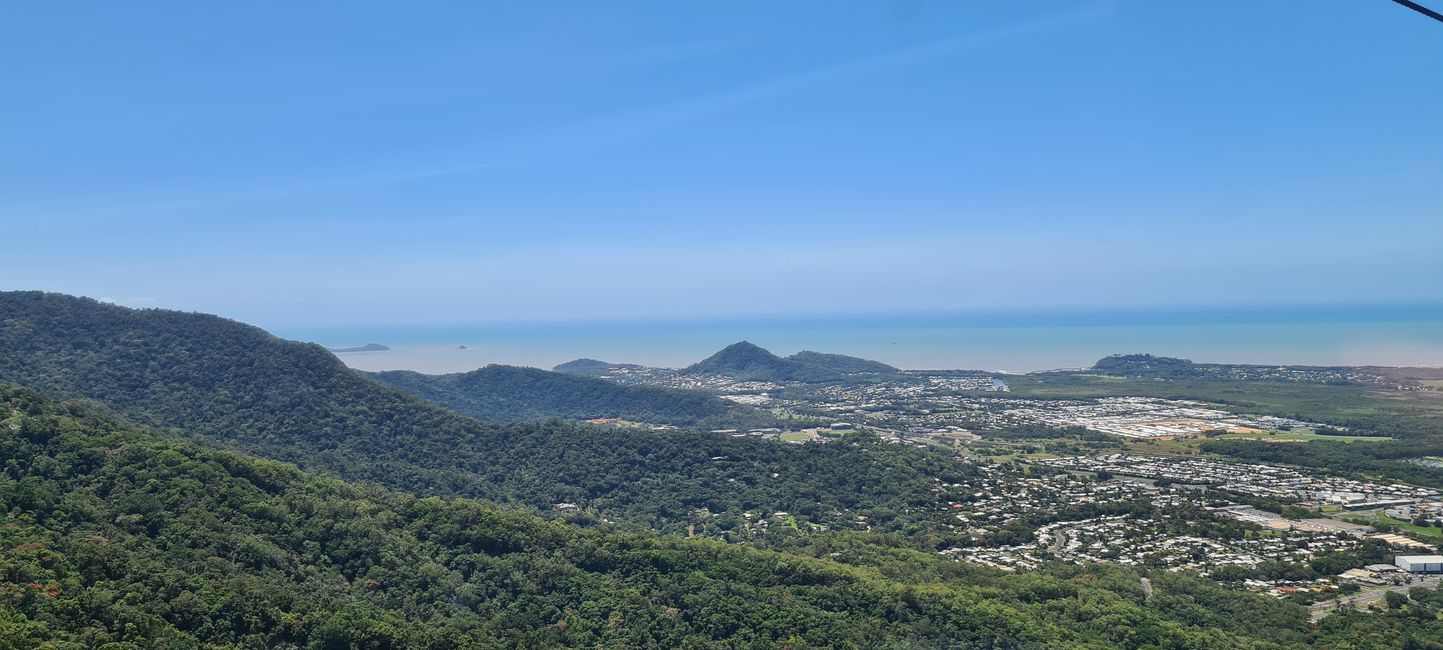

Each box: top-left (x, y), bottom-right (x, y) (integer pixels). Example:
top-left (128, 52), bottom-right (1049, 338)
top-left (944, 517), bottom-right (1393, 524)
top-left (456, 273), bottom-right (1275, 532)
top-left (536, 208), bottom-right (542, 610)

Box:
top-left (1087, 353), bottom-right (1402, 386)
top-left (552, 357), bottom-right (645, 375)
top-left (686, 341), bottom-right (898, 382)
top-left (368, 364), bottom-right (777, 429)
top-left (1092, 354), bottom-right (1200, 377)
top-left (0, 291), bottom-right (991, 537)
top-left (1, 385), bottom-right (1372, 649)
top-left (789, 350), bottom-right (900, 375)
top-left (0, 291), bottom-right (495, 496)
top-left (686, 341), bottom-right (793, 379)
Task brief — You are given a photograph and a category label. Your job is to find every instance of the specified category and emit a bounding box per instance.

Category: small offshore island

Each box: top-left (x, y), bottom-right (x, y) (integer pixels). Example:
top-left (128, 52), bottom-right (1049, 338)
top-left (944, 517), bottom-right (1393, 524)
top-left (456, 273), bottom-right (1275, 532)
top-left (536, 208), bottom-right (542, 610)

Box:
top-left (325, 342), bottom-right (391, 353)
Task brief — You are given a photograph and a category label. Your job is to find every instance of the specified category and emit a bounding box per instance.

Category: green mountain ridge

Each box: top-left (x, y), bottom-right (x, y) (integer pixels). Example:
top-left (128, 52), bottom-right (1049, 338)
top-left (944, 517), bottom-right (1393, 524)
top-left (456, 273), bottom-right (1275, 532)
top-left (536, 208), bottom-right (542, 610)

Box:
top-left (368, 364), bottom-right (777, 429)
top-left (788, 350), bottom-right (900, 375)
top-left (3, 385), bottom-right (1389, 649)
top-left (553, 345), bottom-right (899, 382)
top-left (0, 291), bottom-right (995, 538)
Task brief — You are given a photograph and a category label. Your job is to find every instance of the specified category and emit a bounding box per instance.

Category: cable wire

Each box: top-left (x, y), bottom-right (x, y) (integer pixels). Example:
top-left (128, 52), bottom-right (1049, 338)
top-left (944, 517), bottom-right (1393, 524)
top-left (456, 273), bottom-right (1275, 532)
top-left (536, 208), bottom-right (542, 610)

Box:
top-left (1390, 0), bottom-right (1443, 23)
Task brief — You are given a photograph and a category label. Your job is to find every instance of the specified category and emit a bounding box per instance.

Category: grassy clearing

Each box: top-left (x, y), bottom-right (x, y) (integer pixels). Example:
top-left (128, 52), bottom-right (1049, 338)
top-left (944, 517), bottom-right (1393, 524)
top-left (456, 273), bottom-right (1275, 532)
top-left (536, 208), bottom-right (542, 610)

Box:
top-left (1217, 428), bottom-right (1393, 443)
top-left (1373, 514), bottom-right (1443, 542)
top-left (1113, 429), bottom-right (1392, 460)
top-left (1125, 438), bottom-right (1206, 455)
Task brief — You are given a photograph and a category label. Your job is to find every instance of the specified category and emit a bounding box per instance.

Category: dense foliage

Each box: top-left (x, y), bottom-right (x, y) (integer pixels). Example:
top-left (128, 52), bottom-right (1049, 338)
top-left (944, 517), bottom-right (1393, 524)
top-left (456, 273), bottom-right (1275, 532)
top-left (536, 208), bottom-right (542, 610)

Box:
top-left (787, 351), bottom-right (899, 375)
top-left (1309, 586), bottom-right (1443, 649)
top-left (368, 365), bottom-right (776, 429)
top-left (0, 387), bottom-right (1336, 649)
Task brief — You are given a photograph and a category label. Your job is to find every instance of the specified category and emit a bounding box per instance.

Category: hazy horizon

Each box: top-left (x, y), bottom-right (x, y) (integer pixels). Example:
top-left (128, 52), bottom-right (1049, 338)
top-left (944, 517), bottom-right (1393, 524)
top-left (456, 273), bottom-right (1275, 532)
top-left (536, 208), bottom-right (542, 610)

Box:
top-left (274, 301), bottom-right (1443, 374)
top-left (5, 290), bottom-right (1437, 372)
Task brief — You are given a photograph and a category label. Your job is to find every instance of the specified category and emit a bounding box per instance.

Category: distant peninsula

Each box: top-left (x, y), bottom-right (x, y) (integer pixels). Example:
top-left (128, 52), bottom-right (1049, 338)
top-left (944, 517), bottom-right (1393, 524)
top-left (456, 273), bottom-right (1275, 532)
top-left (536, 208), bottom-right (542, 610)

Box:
top-left (327, 343), bottom-right (391, 353)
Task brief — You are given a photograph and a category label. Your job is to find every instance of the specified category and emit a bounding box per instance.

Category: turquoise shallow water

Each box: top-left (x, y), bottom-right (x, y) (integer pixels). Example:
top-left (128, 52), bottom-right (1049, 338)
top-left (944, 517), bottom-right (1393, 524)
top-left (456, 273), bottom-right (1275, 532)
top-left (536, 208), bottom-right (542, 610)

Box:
top-left (274, 304), bottom-right (1443, 374)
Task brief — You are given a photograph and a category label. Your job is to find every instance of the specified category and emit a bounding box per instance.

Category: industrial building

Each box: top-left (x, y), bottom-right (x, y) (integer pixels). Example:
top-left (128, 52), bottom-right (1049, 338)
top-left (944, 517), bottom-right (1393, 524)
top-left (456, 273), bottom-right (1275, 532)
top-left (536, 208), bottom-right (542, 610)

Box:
top-left (1394, 555), bottom-right (1443, 573)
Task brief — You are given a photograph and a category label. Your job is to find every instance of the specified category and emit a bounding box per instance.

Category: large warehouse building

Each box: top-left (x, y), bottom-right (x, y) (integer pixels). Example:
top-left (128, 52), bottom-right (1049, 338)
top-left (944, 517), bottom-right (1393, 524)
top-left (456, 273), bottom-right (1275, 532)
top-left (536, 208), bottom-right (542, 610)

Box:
top-left (1394, 555), bottom-right (1443, 573)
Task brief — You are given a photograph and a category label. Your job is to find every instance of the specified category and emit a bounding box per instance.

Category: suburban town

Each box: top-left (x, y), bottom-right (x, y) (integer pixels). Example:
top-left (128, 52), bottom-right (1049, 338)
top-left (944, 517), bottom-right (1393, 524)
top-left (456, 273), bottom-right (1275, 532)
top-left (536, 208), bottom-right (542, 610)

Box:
top-left (568, 361), bottom-right (1443, 615)
top-left (588, 365), bottom-right (1336, 441)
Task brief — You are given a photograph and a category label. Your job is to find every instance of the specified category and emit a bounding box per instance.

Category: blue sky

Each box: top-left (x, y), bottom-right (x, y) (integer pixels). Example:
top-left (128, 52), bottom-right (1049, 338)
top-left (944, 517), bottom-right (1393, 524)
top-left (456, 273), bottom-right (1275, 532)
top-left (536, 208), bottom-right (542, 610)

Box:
top-left (2, 1), bottom-right (1440, 329)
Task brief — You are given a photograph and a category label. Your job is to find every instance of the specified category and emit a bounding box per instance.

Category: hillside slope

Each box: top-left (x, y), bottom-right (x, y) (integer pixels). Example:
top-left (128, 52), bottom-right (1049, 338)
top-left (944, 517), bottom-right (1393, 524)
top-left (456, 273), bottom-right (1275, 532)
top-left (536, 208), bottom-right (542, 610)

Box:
top-left (1092, 353), bottom-right (1200, 377)
top-left (369, 365), bottom-right (775, 429)
top-left (686, 341), bottom-right (796, 380)
top-left (552, 358), bottom-right (645, 376)
top-left (0, 292), bottom-right (987, 537)
top-left (686, 341), bottom-right (898, 382)
top-left (788, 350), bottom-right (899, 374)
top-left (0, 386), bottom-right (1349, 649)
top-left (0, 291), bottom-right (493, 497)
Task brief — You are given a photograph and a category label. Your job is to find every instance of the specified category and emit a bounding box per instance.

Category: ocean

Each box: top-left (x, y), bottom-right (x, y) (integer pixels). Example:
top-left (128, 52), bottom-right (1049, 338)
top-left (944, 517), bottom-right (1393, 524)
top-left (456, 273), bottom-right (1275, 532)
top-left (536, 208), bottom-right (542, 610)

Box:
top-left (273, 304), bottom-right (1443, 375)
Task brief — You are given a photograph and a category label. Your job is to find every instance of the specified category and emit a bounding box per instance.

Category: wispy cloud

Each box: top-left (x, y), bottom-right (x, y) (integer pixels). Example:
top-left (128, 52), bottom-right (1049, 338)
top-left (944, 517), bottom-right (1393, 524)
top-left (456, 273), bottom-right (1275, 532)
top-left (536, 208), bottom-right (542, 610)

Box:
top-left (4, 2), bottom-right (1113, 226)
top-left (370, 1), bottom-right (1115, 184)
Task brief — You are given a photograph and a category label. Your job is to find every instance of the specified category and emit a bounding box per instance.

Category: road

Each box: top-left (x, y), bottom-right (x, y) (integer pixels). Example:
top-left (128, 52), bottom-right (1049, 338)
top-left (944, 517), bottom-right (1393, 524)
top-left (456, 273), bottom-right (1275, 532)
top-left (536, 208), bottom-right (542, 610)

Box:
top-left (1311, 575), bottom-right (1443, 622)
